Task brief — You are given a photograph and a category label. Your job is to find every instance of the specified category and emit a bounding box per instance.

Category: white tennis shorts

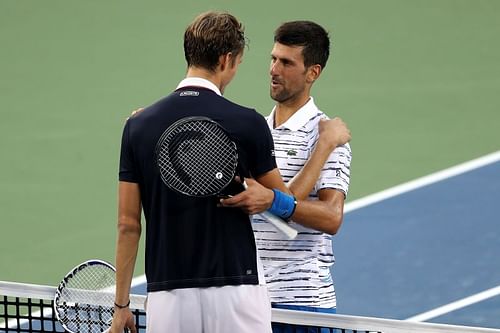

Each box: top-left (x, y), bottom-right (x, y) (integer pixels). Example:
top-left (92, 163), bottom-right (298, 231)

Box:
top-left (146, 285), bottom-right (272, 333)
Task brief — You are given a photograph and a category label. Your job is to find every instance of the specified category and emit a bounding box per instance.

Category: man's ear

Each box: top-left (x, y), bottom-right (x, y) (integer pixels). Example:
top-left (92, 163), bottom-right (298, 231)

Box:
top-left (218, 52), bottom-right (233, 72)
top-left (306, 64), bottom-right (322, 83)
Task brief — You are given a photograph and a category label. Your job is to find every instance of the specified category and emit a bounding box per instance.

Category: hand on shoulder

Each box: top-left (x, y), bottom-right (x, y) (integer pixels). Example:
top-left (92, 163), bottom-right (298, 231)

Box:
top-left (318, 117), bottom-right (351, 150)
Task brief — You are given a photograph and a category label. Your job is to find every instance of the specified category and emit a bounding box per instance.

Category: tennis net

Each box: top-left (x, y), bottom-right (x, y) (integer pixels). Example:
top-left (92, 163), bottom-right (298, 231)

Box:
top-left (2, 280), bottom-right (500, 333)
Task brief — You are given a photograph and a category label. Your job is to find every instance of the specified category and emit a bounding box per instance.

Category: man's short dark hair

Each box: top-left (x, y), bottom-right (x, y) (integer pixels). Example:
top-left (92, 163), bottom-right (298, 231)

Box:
top-left (184, 11), bottom-right (246, 72)
top-left (274, 21), bottom-right (330, 69)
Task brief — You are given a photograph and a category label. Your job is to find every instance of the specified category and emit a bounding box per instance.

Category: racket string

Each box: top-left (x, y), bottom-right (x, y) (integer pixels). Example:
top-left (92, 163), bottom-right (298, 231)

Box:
top-left (56, 263), bottom-right (116, 333)
top-left (157, 118), bottom-right (238, 196)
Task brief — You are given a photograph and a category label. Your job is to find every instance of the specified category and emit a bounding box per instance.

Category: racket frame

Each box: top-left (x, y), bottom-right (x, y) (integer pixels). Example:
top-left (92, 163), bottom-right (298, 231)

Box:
top-left (53, 259), bottom-right (116, 333)
top-left (155, 116), bottom-right (238, 197)
top-left (155, 116), bottom-right (299, 239)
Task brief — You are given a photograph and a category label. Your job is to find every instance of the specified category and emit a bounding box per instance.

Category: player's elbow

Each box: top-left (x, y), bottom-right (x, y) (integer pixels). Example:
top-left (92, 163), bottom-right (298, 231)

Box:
top-left (117, 216), bottom-right (141, 236)
top-left (323, 209), bottom-right (343, 235)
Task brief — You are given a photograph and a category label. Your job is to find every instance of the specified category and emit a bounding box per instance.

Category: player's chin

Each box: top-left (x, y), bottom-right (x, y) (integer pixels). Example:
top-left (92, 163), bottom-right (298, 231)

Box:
top-left (270, 91), bottom-right (289, 103)
top-left (270, 87), bottom-right (282, 100)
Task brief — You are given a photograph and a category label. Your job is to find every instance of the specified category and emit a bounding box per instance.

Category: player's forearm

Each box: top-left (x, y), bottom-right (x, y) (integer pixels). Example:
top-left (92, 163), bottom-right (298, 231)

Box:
top-left (288, 140), bottom-right (333, 200)
top-left (291, 200), bottom-right (343, 235)
top-left (289, 117), bottom-right (351, 199)
top-left (115, 181), bottom-right (142, 306)
top-left (115, 217), bottom-right (141, 305)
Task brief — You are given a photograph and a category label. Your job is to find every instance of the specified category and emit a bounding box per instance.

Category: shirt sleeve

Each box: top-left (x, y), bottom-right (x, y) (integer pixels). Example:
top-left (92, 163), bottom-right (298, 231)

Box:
top-left (118, 119), bottom-right (139, 183)
top-left (316, 142), bottom-right (352, 197)
top-left (247, 111), bottom-right (278, 177)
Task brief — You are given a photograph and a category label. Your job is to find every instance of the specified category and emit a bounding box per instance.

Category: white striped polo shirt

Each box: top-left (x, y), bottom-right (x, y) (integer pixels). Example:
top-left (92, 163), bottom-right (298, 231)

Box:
top-left (252, 97), bottom-right (352, 308)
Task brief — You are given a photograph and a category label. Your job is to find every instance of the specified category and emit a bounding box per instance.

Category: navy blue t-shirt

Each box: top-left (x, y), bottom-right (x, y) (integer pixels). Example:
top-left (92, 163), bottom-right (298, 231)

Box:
top-left (119, 86), bottom-right (277, 292)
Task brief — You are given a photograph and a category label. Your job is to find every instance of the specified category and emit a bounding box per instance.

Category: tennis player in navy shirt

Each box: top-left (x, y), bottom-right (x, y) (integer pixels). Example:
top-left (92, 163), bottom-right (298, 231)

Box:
top-left (111, 11), bottom-right (350, 333)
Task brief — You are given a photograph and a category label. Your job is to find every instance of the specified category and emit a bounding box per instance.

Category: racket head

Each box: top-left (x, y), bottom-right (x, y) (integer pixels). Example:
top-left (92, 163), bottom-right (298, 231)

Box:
top-left (54, 259), bottom-right (116, 333)
top-left (155, 116), bottom-right (238, 197)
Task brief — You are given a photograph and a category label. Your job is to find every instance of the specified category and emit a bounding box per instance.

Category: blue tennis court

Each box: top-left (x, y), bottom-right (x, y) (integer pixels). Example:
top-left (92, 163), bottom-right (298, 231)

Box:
top-left (334, 152), bottom-right (500, 328)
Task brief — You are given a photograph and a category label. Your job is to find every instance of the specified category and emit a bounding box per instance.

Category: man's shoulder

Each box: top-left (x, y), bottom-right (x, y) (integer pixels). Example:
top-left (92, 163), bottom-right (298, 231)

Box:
top-left (299, 111), bottom-right (325, 133)
top-left (220, 97), bottom-right (258, 115)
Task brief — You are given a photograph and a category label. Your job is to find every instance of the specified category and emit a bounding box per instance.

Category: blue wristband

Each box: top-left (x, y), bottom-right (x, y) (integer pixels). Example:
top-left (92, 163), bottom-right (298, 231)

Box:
top-left (269, 189), bottom-right (297, 220)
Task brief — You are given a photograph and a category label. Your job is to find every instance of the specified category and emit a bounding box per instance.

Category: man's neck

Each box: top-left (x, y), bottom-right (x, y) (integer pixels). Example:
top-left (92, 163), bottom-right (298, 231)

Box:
top-left (186, 67), bottom-right (223, 92)
top-left (274, 95), bottom-right (311, 128)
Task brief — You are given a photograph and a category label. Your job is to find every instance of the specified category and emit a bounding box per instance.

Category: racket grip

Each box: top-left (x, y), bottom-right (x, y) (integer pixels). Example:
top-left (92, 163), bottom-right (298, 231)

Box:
top-left (258, 211), bottom-right (298, 239)
top-left (241, 180), bottom-right (298, 239)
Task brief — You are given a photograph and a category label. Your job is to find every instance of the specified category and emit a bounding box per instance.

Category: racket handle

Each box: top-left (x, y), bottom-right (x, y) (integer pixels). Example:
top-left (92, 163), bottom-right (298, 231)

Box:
top-left (258, 211), bottom-right (298, 239)
top-left (242, 181), bottom-right (298, 239)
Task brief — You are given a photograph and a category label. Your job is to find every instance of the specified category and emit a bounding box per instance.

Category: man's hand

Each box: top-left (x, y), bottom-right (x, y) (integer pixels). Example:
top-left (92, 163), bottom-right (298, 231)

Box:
top-left (318, 117), bottom-right (351, 150)
top-left (110, 308), bottom-right (137, 333)
top-left (219, 178), bottom-right (274, 215)
top-left (126, 107), bottom-right (145, 120)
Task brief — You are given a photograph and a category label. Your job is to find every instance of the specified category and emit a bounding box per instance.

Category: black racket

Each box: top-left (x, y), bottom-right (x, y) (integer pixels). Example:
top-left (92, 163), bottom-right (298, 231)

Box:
top-left (54, 260), bottom-right (116, 333)
top-left (155, 116), bottom-right (298, 239)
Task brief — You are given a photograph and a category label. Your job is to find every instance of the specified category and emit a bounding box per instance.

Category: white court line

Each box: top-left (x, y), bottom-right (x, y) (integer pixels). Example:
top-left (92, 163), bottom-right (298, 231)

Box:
top-left (343, 150), bottom-right (500, 322)
top-left (130, 150), bottom-right (500, 320)
top-left (406, 285), bottom-right (500, 322)
top-left (344, 150), bottom-right (500, 213)
top-left (131, 274), bottom-right (147, 287)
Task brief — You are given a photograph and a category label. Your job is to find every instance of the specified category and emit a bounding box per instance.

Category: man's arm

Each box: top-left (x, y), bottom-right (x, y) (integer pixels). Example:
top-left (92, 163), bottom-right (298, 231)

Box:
top-left (292, 189), bottom-right (345, 234)
top-left (110, 181), bottom-right (141, 333)
top-left (221, 117), bottom-right (351, 234)
top-left (222, 178), bottom-right (344, 235)
top-left (284, 117), bottom-right (350, 234)
top-left (288, 117), bottom-right (351, 200)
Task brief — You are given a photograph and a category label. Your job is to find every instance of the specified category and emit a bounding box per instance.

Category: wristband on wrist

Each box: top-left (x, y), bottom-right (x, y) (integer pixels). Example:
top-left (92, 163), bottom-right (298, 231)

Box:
top-left (114, 300), bottom-right (130, 309)
top-left (268, 189), bottom-right (297, 220)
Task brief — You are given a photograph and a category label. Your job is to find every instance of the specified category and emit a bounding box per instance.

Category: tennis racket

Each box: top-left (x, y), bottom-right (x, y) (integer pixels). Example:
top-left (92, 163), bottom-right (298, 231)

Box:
top-left (54, 260), bottom-right (117, 333)
top-left (155, 116), bottom-right (298, 239)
